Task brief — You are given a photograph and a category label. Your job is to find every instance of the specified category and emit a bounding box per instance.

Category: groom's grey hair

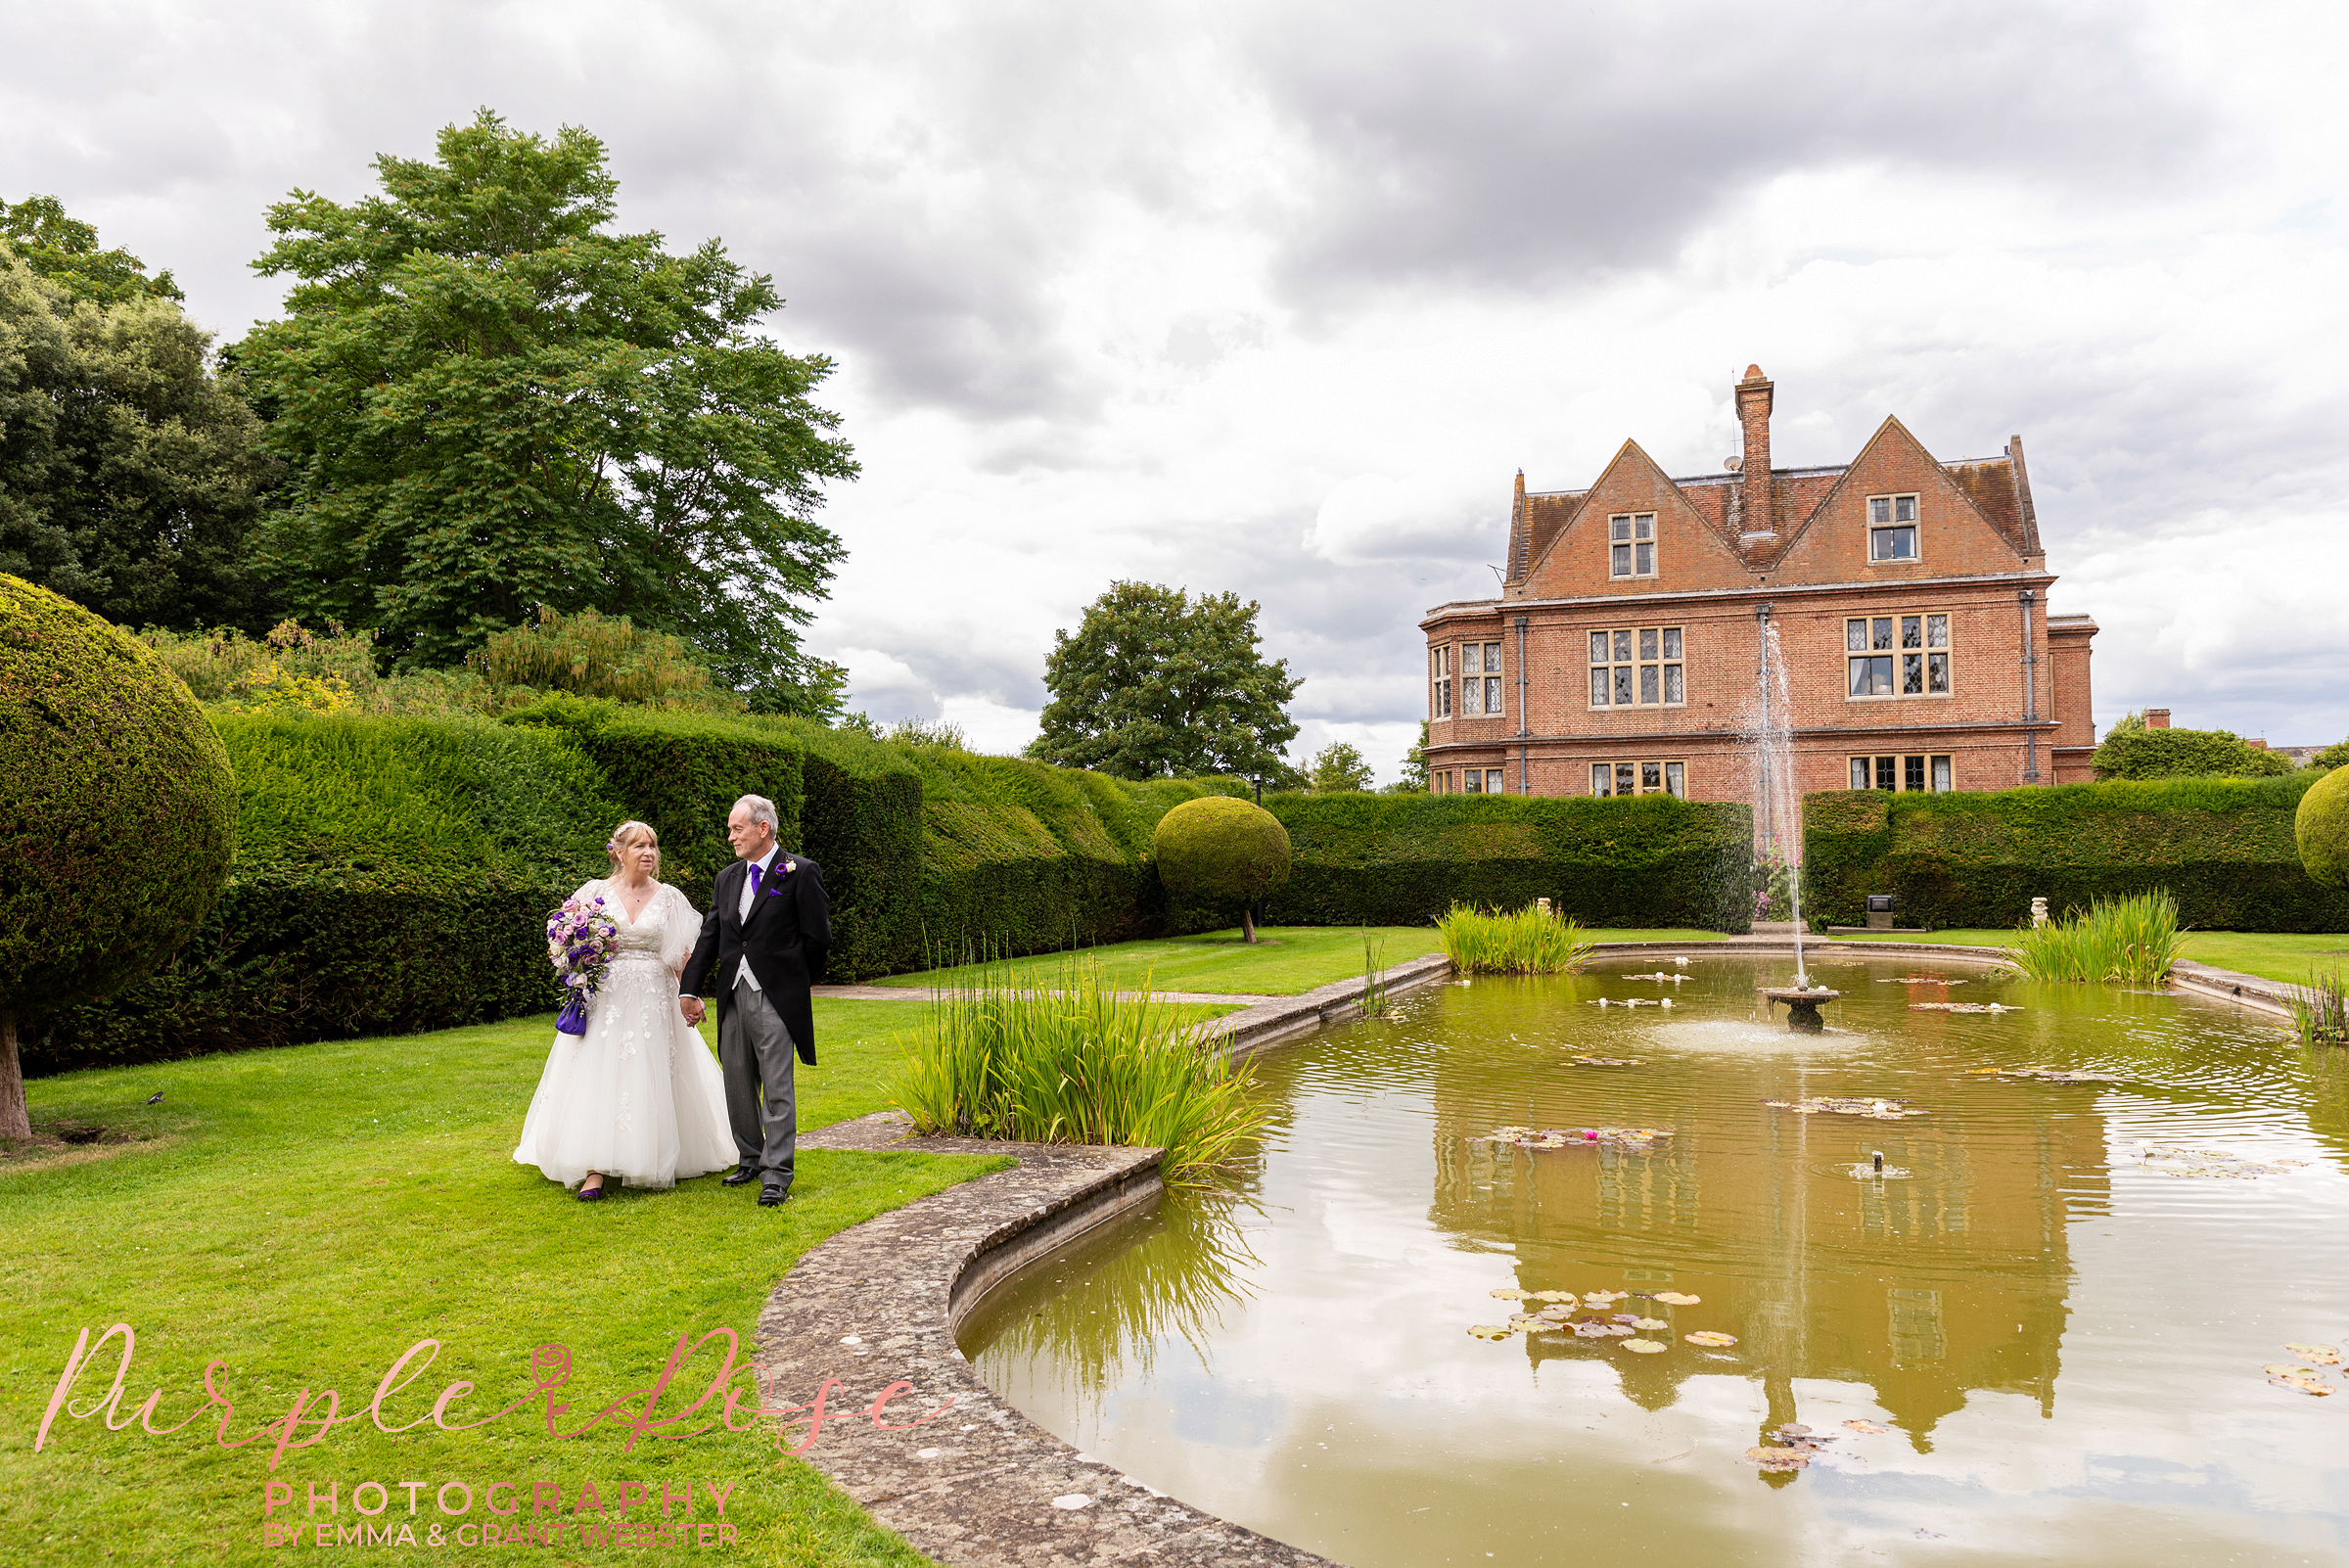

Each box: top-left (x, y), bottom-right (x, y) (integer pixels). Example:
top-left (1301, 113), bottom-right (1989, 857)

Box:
top-left (733, 794), bottom-right (780, 833)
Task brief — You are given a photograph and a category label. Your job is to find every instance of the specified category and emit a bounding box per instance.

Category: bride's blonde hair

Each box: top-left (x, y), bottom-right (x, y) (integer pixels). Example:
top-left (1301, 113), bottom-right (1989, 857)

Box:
top-left (606, 819), bottom-right (661, 877)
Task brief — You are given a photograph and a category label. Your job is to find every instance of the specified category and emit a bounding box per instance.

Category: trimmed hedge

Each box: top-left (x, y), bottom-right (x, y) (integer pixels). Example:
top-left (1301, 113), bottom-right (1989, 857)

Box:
top-left (1803, 773), bottom-right (2349, 932)
top-left (762, 719), bottom-right (924, 982)
top-left (502, 696), bottom-right (806, 890)
top-left (27, 713), bottom-right (620, 1073)
top-left (894, 749), bottom-right (1243, 964)
top-left (1263, 793), bottom-right (1754, 931)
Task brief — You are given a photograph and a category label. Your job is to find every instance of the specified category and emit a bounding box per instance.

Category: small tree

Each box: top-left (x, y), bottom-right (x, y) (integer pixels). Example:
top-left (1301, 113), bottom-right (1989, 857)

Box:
top-left (1394, 722), bottom-right (1430, 792)
top-left (2312, 738), bottom-right (2349, 771)
top-left (2299, 767), bottom-right (2349, 889)
top-left (1308, 741), bottom-right (1374, 793)
top-left (0, 576), bottom-right (237, 1136)
top-left (1152, 796), bottom-right (1291, 944)
top-left (1030, 581), bottom-right (1300, 779)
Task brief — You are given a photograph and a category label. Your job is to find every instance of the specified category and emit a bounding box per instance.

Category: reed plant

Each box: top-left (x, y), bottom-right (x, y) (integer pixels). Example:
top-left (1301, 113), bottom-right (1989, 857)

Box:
top-left (2287, 970), bottom-right (2348, 1047)
top-left (890, 959), bottom-right (1267, 1183)
top-left (2005, 890), bottom-right (2188, 985)
top-left (1436, 902), bottom-right (1595, 974)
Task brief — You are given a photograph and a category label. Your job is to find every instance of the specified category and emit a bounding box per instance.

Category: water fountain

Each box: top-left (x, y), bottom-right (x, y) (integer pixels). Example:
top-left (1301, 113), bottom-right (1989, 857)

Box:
top-left (1746, 604), bottom-right (1838, 1030)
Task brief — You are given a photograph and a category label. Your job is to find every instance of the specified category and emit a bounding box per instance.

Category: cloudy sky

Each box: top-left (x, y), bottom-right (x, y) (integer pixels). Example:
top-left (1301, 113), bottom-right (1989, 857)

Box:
top-left (10, 0), bottom-right (2346, 776)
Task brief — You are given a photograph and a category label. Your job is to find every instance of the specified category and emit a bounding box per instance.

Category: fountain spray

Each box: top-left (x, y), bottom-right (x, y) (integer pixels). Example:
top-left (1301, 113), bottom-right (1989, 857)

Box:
top-left (1750, 606), bottom-right (1810, 987)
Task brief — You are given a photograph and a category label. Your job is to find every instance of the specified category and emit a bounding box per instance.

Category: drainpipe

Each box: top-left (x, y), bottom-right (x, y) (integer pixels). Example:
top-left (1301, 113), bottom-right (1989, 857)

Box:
top-left (2019, 589), bottom-right (2040, 784)
top-left (1514, 615), bottom-right (1530, 795)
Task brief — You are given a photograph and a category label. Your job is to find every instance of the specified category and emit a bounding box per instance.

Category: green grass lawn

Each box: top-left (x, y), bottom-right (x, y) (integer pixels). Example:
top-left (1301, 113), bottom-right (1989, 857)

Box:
top-left (869, 924), bottom-right (1451, 996)
top-left (1828, 928), bottom-right (2349, 986)
top-left (1, 999), bottom-right (1007, 1567)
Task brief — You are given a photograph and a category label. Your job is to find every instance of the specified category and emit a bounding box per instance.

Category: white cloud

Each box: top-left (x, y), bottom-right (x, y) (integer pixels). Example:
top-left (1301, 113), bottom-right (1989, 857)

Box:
top-left (7, 0), bottom-right (2348, 749)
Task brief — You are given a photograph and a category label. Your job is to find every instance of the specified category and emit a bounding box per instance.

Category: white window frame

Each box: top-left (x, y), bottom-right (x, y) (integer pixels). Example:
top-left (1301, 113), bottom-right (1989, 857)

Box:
top-left (1609, 513), bottom-right (1658, 579)
top-left (1866, 493), bottom-right (1921, 564)
top-left (1430, 645), bottom-right (1451, 719)
top-left (1845, 612), bottom-right (1951, 701)
top-left (1589, 624), bottom-right (1685, 710)
top-left (1592, 760), bottom-right (1686, 798)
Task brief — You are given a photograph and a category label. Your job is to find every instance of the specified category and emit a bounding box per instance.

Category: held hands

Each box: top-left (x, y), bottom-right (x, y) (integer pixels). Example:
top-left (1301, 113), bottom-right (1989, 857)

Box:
top-left (679, 993), bottom-right (707, 1026)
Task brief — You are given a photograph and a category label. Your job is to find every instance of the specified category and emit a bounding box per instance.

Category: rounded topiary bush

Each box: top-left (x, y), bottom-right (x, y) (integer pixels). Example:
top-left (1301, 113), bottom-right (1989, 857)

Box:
top-left (1153, 795), bottom-right (1291, 943)
top-left (0, 575), bottom-right (236, 1132)
top-left (2298, 767), bottom-right (2349, 889)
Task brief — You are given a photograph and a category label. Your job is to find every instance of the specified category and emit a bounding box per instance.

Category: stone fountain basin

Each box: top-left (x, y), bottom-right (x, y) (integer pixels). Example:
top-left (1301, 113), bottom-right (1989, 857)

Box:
top-left (1759, 987), bottom-right (1842, 1005)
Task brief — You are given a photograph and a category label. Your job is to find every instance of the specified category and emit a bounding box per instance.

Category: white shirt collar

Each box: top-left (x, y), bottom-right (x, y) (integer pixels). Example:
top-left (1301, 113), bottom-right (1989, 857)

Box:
top-left (750, 846), bottom-right (779, 874)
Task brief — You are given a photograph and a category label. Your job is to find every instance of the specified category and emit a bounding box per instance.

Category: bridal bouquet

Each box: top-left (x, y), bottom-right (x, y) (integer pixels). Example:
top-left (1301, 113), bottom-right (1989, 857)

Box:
top-left (546, 894), bottom-right (620, 1036)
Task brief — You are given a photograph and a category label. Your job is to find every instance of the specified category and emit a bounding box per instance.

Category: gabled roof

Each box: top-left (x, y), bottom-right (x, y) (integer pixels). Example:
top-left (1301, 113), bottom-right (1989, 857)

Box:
top-left (1507, 427), bottom-right (2039, 583)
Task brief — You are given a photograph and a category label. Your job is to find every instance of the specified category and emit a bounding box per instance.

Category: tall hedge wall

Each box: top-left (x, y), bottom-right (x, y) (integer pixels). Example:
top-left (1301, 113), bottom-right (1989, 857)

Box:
top-left (1263, 793), bottom-right (1754, 932)
top-left (502, 696), bottom-right (806, 889)
top-left (896, 749), bottom-right (1244, 964)
top-left (28, 714), bottom-right (620, 1073)
top-left (761, 719), bottom-right (925, 982)
top-left (1802, 772), bottom-right (2349, 932)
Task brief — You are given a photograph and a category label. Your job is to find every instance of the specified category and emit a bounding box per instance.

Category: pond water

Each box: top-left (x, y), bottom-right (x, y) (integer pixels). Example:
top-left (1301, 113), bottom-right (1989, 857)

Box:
top-left (959, 951), bottom-right (2349, 1567)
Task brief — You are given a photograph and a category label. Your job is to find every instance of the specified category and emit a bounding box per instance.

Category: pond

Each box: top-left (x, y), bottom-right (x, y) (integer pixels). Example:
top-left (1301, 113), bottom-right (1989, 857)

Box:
top-left (958, 950), bottom-right (2349, 1567)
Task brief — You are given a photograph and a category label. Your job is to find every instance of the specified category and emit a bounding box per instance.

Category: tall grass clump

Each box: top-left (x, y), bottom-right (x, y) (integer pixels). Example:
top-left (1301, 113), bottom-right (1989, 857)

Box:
top-left (1436, 902), bottom-right (1595, 974)
top-left (890, 960), bottom-right (1267, 1183)
top-left (2006, 890), bottom-right (2188, 985)
top-left (2287, 971), bottom-right (2348, 1047)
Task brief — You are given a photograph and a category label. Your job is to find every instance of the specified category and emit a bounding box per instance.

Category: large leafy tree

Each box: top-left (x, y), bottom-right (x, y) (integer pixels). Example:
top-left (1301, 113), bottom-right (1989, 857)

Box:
top-left (1029, 581), bottom-right (1302, 781)
top-left (1, 195), bottom-right (184, 305)
top-left (0, 233), bottom-right (274, 630)
top-left (240, 111), bottom-right (855, 713)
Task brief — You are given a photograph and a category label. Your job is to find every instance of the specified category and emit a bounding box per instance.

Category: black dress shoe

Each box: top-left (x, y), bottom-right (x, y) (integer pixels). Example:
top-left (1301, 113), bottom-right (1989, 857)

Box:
top-left (758, 1182), bottom-right (791, 1207)
top-left (722, 1166), bottom-right (758, 1187)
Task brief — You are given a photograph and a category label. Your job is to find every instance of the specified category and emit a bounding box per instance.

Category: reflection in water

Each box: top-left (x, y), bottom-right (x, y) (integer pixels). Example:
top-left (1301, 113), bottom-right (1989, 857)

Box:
top-left (964, 953), bottom-right (2349, 1567)
top-left (957, 1182), bottom-right (1263, 1404)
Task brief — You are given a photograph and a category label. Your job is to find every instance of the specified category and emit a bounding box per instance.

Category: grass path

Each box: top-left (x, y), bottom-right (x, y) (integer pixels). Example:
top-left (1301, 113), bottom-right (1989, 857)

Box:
top-left (2, 999), bottom-right (1002, 1567)
top-left (871, 925), bottom-right (1449, 997)
top-left (1828, 928), bottom-right (2349, 986)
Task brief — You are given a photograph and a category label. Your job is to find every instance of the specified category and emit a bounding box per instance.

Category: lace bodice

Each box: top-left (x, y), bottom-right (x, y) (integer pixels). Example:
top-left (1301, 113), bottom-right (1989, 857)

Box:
top-left (576, 880), bottom-right (700, 970)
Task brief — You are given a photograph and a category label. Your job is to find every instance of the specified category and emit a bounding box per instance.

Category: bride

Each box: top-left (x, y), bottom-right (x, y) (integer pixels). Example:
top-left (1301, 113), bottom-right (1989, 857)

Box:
top-left (513, 820), bottom-right (736, 1199)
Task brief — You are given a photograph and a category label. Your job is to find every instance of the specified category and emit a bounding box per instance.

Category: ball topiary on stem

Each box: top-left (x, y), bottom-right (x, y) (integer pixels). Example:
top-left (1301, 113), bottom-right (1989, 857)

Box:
top-left (2298, 766), bottom-right (2349, 890)
top-left (1153, 796), bottom-right (1292, 944)
top-left (0, 576), bottom-right (236, 1136)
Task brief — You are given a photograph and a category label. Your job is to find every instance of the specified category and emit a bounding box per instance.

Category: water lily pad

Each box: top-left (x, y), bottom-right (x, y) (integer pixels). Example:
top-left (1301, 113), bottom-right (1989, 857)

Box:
top-left (1651, 1292), bottom-right (1701, 1306)
top-left (1531, 1289), bottom-right (1576, 1303)
top-left (1623, 1339), bottom-right (1667, 1354)
top-left (1771, 1096), bottom-right (1924, 1120)
top-left (1841, 1419), bottom-right (1889, 1434)
top-left (1466, 1325), bottom-right (1513, 1340)
top-left (1910, 1002), bottom-right (2022, 1014)
top-left (1572, 1055), bottom-right (1646, 1068)
top-left (1685, 1331), bottom-right (1738, 1347)
top-left (2264, 1362), bottom-right (2321, 1376)
top-left (2270, 1375), bottom-right (2334, 1396)
top-left (1745, 1445), bottom-right (1809, 1472)
top-left (1775, 1423), bottom-right (1814, 1436)
top-left (1632, 1316), bottom-right (1668, 1330)
top-left (1490, 1287), bottom-right (1529, 1300)
top-left (2284, 1343), bottom-right (2342, 1364)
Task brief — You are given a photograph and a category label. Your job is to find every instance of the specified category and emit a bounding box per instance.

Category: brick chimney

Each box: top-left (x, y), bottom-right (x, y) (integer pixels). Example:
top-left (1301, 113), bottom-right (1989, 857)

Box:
top-left (2145, 708), bottom-right (2170, 729)
top-left (1735, 365), bottom-right (1773, 532)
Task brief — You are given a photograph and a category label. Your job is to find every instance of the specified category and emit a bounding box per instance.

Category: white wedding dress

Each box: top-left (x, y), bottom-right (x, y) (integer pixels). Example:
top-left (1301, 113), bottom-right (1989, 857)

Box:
top-left (512, 880), bottom-right (736, 1190)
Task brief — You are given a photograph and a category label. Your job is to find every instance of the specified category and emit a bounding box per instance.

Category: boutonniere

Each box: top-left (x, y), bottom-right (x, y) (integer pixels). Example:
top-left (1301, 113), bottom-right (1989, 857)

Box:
top-left (767, 858), bottom-right (795, 895)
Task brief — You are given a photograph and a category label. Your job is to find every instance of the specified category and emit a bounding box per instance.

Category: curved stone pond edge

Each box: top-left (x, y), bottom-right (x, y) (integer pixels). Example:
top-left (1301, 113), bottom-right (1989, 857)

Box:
top-left (767, 941), bottom-right (2297, 1567)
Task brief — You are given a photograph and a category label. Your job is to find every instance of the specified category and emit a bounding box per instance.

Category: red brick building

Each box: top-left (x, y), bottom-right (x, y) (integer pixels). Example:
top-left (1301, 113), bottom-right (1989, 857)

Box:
top-left (1422, 366), bottom-right (2097, 802)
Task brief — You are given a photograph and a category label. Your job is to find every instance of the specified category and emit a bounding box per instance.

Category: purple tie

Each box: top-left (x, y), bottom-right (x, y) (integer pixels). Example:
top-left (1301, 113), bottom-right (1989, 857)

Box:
top-left (747, 862), bottom-right (764, 897)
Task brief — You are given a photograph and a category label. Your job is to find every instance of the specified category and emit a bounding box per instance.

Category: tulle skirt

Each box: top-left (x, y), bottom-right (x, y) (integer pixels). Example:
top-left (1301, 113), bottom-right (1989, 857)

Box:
top-left (512, 956), bottom-right (735, 1190)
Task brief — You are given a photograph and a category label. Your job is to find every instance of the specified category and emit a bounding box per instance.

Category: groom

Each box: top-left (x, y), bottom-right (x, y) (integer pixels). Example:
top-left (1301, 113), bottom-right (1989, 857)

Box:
top-left (679, 794), bottom-right (831, 1207)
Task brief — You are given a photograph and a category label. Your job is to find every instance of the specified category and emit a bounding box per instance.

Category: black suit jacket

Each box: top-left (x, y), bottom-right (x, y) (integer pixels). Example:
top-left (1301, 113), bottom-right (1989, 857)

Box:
top-left (679, 851), bottom-right (832, 1065)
